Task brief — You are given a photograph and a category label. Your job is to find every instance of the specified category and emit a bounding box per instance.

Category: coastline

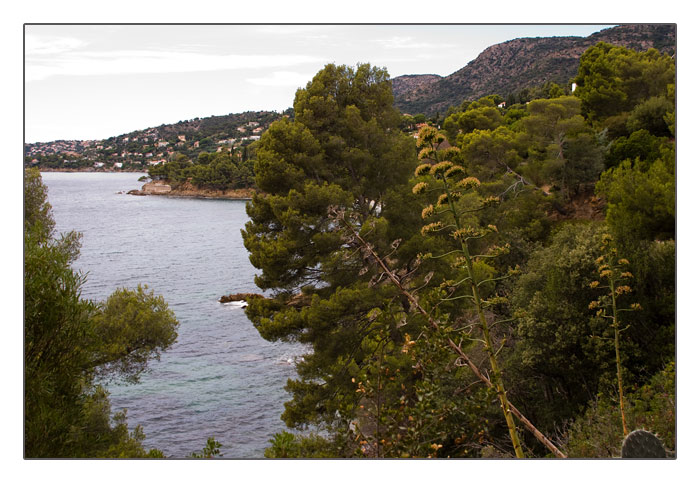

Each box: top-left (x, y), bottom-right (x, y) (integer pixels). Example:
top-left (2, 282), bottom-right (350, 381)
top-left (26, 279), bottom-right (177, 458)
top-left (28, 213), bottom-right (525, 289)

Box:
top-left (38, 168), bottom-right (149, 173)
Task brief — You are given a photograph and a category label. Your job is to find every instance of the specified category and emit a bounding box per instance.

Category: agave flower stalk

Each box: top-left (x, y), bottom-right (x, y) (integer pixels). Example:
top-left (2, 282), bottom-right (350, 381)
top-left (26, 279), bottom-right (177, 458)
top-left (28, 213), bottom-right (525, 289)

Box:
top-left (414, 126), bottom-right (525, 458)
top-left (589, 233), bottom-right (641, 437)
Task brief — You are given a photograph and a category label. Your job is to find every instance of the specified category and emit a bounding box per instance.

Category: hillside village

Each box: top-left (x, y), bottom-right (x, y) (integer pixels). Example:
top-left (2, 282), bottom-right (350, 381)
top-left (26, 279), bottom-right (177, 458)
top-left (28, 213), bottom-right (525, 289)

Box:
top-left (24, 110), bottom-right (288, 171)
top-left (25, 108), bottom-right (436, 172)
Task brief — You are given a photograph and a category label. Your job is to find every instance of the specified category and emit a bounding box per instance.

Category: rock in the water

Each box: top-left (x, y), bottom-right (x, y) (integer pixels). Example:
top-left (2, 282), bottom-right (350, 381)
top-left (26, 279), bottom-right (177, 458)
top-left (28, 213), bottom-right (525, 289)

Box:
top-left (621, 429), bottom-right (666, 458)
top-left (219, 293), bottom-right (264, 303)
top-left (142, 181), bottom-right (172, 194)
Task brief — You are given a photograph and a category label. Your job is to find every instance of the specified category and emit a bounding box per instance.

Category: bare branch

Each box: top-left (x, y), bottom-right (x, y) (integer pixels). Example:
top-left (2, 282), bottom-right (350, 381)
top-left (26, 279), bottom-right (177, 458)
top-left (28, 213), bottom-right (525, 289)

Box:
top-left (331, 208), bottom-right (567, 458)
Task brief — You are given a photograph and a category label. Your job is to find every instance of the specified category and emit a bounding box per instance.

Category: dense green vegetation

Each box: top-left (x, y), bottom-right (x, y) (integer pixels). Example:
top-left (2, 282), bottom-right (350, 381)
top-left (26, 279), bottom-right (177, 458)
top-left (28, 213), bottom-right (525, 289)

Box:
top-left (24, 38), bottom-right (675, 458)
top-left (147, 151), bottom-right (256, 191)
top-left (24, 168), bottom-right (181, 457)
top-left (243, 43), bottom-right (675, 458)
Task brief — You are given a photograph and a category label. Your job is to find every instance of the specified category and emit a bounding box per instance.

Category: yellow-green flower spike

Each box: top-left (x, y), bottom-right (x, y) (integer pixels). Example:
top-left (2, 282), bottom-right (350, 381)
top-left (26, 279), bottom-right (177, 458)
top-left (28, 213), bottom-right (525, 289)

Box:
top-left (430, 161), bottom-right (454, 175)
top-left (456, 176), bottom-right (481, 189)
top-left (414, 163), bottom-right (432, 177)
top-left (412, 182), bottom-right (429, 195)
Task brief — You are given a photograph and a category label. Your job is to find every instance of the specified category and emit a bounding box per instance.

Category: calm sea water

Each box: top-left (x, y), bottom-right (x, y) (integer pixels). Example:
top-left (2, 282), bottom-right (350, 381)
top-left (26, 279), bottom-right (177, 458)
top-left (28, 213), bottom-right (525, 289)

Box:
top-left (42, 172), bottom-right (304, 458)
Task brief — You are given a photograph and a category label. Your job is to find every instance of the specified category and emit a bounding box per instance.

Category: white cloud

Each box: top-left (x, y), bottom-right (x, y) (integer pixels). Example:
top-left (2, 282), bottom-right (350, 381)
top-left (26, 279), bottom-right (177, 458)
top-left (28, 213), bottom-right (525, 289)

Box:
top-left (246, 71), bottom-right (314, 87)
top-left (253, 25), bottom-right (333, 37)
top-left (375, 36), bottom-right (455, 51)
top-left (25, 49), bottom-right (323, 82)
top-left (25, 34), bottom-right (87, 55)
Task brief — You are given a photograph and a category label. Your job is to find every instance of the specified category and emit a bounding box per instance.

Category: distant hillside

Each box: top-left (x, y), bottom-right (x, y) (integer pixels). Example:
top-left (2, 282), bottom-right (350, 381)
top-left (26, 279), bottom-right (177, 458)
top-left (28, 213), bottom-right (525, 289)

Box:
top-left (25, 110), bottom-right (290, 171)
top-left (26, 24), bottom-right (676, 170)
top-left (392, 24), bottom-right (676, 115)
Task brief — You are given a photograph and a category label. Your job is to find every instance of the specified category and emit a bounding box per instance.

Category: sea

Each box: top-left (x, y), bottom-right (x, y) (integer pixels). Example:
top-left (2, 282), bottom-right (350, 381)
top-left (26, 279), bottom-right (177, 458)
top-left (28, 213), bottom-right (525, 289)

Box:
top-left (41, 171), bottom-right (306, 458)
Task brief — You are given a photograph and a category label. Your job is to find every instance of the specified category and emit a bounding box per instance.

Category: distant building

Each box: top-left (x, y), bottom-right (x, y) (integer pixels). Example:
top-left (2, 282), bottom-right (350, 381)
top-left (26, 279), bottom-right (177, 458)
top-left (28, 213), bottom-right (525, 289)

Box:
top-left (114, 162), bottom-right (123, 168)
top-left (178, 135), bottom-right (187, 142)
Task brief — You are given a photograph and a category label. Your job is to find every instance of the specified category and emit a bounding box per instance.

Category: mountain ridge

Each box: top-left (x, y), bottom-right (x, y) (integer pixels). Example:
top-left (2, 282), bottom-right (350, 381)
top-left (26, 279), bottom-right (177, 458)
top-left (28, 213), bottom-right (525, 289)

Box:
top-left (391, 24), bottom-right (676, 115)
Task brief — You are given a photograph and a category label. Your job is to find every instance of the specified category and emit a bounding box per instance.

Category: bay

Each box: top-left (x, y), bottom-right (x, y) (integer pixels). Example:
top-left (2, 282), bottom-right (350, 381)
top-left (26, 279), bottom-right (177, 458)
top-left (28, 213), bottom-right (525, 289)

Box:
top-left (41, 172), bottom-right (304, 458)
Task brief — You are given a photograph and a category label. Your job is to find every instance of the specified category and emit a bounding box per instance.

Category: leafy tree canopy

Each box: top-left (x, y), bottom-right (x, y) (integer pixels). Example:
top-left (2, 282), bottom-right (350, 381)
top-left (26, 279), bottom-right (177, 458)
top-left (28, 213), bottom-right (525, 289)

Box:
top-left (574, 42), bottom-right (675, 123)
top-left (242, 63), bottom-right (419, 430)
top-left (24, 169), bottom-right (179, 457)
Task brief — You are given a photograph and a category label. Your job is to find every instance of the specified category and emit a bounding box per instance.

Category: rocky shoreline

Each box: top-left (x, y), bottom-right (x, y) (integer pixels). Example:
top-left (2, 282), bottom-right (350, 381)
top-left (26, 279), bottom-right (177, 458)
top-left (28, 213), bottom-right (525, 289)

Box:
top-left (128, 180), bottom-right (255, 200)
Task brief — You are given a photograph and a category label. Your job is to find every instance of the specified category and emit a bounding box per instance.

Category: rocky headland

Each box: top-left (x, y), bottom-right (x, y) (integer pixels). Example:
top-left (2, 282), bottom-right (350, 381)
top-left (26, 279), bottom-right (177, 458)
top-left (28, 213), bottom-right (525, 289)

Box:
top-left (128, 180), bottom-right (255, 200)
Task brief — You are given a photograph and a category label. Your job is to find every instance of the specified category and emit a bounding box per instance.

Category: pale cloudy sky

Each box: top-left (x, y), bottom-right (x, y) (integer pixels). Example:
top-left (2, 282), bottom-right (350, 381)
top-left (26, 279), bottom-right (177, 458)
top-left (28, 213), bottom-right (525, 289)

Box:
top-left (24, 24), bottom-right (613, 143)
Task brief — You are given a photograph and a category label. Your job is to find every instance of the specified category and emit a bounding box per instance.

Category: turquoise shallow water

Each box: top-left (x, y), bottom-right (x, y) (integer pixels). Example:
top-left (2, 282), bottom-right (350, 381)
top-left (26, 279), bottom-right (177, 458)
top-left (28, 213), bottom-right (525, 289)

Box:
top-left (42, 172), bottom-right (304, 458)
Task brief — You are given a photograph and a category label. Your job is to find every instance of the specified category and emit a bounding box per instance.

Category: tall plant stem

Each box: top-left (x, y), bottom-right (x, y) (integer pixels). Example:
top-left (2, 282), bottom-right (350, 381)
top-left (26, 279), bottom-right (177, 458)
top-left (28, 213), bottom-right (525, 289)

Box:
top-left (443, 180), bottom-right (525, 459)
top-left (610, 277), bottom-right (628, 436)
top-left (334, 211), bottom-right (567, 458)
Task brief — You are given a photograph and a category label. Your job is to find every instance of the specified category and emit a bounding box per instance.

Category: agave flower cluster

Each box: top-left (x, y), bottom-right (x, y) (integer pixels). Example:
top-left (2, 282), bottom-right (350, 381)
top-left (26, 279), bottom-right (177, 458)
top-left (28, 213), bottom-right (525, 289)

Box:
top-left (412, 140), bottom-right (497, 246)
top-left (588, 234), bottom-right (642, 318)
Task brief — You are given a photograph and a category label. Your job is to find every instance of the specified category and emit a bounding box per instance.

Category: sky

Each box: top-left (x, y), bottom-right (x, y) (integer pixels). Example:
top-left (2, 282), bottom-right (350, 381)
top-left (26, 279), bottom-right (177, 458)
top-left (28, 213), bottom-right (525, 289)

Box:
top-left (24, 24), bottom-right (614, 143)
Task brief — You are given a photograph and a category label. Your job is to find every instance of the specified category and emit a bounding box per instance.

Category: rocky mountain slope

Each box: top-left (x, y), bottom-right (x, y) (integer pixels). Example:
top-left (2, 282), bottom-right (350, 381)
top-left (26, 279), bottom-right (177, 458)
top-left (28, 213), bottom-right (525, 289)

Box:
top-left (392, 24), bottom-right (676, 115)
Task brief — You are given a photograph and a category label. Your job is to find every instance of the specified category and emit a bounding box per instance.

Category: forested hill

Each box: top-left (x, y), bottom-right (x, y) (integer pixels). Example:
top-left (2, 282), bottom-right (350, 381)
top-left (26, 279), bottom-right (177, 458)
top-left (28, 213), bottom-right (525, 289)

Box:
top-left (392, 24), bottom-right (676, 115)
